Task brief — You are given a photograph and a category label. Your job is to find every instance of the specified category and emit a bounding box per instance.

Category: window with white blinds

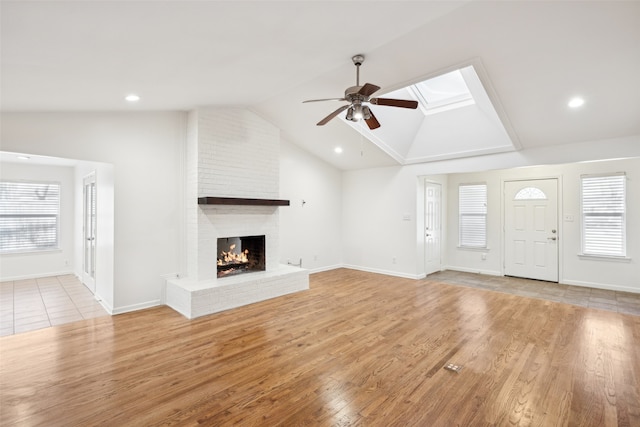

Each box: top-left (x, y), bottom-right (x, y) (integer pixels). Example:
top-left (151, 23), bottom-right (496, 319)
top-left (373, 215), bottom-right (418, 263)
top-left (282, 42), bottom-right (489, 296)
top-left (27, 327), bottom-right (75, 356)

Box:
top-left (459, 183), bottom-right (487, 248)
top-left (581, 173), bottom-right (626, 257)
top-left (0, 181), bottom-right (60, 253)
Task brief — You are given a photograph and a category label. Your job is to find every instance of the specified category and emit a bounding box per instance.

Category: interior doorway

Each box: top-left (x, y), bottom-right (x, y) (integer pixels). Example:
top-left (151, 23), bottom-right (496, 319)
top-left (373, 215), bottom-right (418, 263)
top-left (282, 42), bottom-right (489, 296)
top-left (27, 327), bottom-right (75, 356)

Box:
top-left (504, 178), bottom-right (559, 282)
top-left (82, 173), bottom-right (97, 293)
top-left (424, 181), bottom-right (442, 276)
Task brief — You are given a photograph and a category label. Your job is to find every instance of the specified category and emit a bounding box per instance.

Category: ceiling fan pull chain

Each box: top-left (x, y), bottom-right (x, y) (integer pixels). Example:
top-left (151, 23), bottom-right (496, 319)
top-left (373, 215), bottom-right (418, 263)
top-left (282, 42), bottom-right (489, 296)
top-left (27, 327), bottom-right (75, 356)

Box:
top-left (360, 120), bottom-right (364, 157)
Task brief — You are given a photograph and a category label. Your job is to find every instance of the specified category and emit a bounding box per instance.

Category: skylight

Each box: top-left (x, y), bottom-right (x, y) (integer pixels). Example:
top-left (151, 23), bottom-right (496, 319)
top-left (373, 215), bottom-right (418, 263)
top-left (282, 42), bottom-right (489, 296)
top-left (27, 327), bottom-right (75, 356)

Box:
top-left (338, 63), bottom-right (518, 165)
top-left (409, 69), bottom-right (474, 114)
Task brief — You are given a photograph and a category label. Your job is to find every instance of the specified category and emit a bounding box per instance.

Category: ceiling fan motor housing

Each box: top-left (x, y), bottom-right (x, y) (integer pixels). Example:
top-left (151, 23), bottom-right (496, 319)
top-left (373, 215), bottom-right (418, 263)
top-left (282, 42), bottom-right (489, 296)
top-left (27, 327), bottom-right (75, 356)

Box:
top-left (345, 86), bottom-right (368, 102)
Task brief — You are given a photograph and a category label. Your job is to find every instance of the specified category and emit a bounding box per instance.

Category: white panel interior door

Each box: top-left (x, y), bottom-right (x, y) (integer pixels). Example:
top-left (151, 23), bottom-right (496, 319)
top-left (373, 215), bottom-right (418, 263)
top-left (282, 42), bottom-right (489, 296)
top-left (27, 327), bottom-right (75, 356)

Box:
top-left (82, 173), bottom-right (97, 293)
top-left (504, 179), bottom-right (558, 282)
top-left (424, 181), bottom-right (442, 275)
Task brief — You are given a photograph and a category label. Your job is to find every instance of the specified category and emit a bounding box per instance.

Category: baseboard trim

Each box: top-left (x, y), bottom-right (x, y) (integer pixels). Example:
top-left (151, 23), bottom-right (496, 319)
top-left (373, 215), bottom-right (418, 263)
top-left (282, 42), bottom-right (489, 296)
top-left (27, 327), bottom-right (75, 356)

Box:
top-left (112, 300), bottom-right (162, 315)
top-left (308, 264), bottom-right (343, 274)
top-left (0, 270), bottom-right (76, 282)
top-left (96, 295), bottom-right (114, 315)
top-left (561, 279), bottom-right (640, 294)
top-left (443, 266), bottom-right (502, 276)
top-left (342, 264), bottom-right (424, 280)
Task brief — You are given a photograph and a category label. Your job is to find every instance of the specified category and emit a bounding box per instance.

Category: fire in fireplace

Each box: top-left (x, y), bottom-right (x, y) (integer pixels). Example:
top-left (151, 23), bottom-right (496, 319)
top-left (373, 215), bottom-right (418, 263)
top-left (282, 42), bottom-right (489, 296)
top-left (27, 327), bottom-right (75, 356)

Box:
top-left (217, 235), bottom-right (265, 278)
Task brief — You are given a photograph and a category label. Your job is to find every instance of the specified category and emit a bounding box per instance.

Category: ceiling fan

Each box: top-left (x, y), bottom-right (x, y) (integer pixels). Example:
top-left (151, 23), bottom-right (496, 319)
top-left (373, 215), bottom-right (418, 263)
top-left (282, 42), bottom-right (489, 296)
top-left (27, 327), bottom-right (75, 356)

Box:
top-left (303, 54), bottom-right (418, 129)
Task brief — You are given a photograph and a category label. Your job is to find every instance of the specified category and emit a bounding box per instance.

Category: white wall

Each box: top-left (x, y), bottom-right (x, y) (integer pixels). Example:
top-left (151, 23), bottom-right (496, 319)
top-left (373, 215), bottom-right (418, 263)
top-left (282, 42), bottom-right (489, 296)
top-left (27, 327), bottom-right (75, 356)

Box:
top-left (0, 162), bottom-right (75, 280)
top-left (279, 139), bottom-right (342, 272)
top-left (342, 165), bottom-right (423, 278)
top-left (1, 112), bottom-right (186, 313)
top-left (341, 135), bottom-right (640, 290)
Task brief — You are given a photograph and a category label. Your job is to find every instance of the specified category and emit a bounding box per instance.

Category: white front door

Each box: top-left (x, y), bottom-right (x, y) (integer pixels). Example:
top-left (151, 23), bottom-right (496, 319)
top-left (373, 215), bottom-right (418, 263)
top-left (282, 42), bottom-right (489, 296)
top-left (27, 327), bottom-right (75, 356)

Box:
top-left (82, 173), bottom-right (97, 293)
top-left (424, 181), bottom-right (442, 275)
top-left (504, 179), bottom-right (558, 282)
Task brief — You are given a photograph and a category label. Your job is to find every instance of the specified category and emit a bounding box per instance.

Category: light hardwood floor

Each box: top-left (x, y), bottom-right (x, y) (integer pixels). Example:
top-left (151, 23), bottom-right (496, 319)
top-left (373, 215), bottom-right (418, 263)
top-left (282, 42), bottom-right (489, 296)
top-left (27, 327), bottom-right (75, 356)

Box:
top-left (1, 268), bottom-right (639, 426)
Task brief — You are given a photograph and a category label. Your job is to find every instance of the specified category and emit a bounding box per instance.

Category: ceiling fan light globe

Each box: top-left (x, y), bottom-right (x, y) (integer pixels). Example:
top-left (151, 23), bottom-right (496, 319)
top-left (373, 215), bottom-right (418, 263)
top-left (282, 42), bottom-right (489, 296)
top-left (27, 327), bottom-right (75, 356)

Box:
top-left (362, 106), bottom-right (372, 120)
top-left (345, 106), bottom-right (354, 121)
top-left (353, 104), bottom-right (364, 120)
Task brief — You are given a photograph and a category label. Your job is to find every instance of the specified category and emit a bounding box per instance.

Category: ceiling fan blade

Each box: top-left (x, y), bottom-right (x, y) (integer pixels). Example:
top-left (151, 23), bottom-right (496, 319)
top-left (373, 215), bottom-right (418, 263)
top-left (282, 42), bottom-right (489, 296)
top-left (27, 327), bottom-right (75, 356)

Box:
top-left (370, 98), bottom-right (419, 109)
top-left (303, 98), bottom-right (346, 103)
top-left (358, 83), bottom-right (380, 97)
top-left (317, 105), bottom-right (349, 126)
top-left (365, 110), bottom-right (381, 130)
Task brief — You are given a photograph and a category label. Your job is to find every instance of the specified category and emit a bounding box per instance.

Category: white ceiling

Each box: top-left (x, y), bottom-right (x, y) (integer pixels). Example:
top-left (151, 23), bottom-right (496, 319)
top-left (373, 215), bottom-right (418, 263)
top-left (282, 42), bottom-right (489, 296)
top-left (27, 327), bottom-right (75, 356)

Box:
top-left (2, 1), bottom-right (639, 170)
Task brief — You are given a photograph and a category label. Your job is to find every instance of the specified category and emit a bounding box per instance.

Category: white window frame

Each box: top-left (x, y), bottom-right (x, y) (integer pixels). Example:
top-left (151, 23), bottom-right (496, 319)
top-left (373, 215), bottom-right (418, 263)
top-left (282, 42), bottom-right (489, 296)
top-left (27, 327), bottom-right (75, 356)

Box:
top-left (580, 173), bottom-right (626, 258)
top-left (0, 180), bottom-right (61, 254)
top-left (458, 183), bottom-right (487, 248)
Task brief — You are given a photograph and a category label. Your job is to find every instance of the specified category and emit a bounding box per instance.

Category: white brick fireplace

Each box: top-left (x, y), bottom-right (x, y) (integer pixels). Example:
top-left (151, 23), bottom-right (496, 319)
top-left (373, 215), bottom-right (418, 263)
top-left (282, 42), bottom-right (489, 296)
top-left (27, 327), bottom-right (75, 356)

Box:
top-left (165, 108), bottom-right (309, 319)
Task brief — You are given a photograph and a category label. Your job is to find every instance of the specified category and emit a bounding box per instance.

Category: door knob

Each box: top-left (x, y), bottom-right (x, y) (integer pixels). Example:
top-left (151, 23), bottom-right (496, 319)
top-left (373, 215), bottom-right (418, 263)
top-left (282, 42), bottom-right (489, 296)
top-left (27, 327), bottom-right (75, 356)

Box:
top-left (548, 236), bottom-right (557, 241)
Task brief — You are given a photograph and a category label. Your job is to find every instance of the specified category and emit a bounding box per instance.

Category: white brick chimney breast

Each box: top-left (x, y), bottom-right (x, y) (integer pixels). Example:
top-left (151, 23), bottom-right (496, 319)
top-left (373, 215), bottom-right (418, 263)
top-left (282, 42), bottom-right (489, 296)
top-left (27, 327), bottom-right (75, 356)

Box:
top-left (165, 108), bottom-right (308, 318)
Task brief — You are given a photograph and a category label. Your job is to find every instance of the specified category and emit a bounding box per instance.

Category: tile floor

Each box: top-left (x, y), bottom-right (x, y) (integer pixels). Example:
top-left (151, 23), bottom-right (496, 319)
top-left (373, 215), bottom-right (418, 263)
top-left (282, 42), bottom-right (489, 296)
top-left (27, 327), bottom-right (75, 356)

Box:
top-left (427, 270), bottom-right (640, 316)
top-left (0, 274), bottom-right (109, 337)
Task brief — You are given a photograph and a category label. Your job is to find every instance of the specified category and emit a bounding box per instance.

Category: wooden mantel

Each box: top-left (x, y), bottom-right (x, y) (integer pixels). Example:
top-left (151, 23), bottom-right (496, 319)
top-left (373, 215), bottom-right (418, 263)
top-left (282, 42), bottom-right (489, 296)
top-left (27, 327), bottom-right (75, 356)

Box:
top-left (198, 197), bottom-right (290, 206)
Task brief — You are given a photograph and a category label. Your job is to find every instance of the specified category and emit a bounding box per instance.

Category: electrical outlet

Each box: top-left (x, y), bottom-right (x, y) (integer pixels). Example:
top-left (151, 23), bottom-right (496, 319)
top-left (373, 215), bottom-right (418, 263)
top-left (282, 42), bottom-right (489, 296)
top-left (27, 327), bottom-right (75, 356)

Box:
top-left (392, 257), bottom-right (397, 264)
top-left (314, 255), bottom-right (318, 261)
top-left (481, 253), bottom-right (487, 261)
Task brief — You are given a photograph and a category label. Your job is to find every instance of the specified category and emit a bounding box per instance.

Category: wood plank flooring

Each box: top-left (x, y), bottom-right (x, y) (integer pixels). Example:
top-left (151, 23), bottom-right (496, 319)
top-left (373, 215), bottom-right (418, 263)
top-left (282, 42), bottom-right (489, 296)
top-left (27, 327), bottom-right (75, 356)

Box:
top-left (1, 268), bottom-right (639, 426)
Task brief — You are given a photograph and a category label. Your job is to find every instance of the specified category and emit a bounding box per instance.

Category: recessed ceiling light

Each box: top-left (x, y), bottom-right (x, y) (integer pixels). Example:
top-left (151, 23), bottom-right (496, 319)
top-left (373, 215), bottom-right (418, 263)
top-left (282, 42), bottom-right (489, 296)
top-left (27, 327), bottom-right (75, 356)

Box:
top-left (125, 94), bottom-right (140, 102)
top-left (17, 155), bottom-right (31, 160)
top-left (334, 147), bottom-right (343, 154)
top-left (568, 97), bottom-right (585, 108)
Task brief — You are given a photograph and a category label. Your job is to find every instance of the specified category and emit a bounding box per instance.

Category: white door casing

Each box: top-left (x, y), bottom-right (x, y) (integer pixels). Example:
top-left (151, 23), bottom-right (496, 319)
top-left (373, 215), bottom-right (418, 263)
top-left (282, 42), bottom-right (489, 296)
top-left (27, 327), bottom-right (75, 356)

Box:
top-left (504, 179), bottom-right (558, 282)
top-left (424, 181), bottom-right (442, 276)
top-left (82, 173), bottom-right (97, 293)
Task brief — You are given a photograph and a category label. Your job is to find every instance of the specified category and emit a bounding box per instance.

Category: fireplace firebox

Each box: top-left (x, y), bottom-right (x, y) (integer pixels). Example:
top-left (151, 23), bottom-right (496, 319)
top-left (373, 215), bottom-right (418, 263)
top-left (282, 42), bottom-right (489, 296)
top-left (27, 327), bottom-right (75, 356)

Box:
top-left (217, 235), bottom-right (266, 278)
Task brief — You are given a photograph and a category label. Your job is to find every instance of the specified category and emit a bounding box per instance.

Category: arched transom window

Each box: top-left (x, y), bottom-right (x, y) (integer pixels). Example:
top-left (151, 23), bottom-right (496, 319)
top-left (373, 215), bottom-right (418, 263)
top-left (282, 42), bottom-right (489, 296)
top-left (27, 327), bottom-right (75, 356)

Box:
top-left (514, 187), bottom-right (547, 200)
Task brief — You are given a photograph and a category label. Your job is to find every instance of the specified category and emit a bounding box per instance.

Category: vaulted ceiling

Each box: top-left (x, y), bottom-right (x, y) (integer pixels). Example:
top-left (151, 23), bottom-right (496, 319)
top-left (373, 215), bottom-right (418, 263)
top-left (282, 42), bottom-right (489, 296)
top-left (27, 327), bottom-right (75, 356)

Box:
top-left (2, 1), bottom-right (639, 170)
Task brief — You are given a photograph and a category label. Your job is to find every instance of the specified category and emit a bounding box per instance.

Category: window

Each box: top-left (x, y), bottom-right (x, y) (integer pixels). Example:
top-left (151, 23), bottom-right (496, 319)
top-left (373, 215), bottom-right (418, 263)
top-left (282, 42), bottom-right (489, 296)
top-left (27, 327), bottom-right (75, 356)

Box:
top-left (581, 173), bottom-right (626, 257)
top-left (405, 68), bottom-right (477, 118)
top-left (0, 181), bottom-right (60, 253)
top-left (410, 69), bottom-right (473, 112)
top-left (459, 183), bottom-right (487, 248)
top-left (514, 187), bottom-right (547, 200)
